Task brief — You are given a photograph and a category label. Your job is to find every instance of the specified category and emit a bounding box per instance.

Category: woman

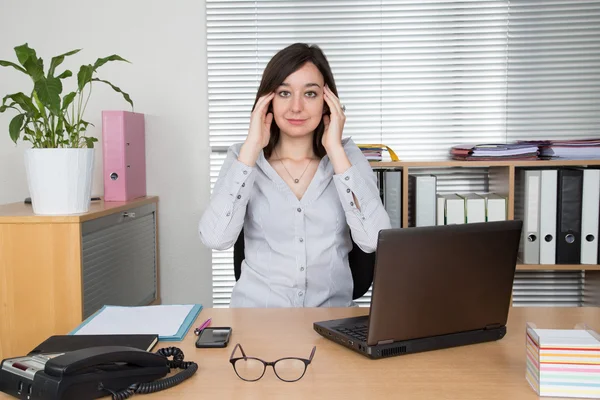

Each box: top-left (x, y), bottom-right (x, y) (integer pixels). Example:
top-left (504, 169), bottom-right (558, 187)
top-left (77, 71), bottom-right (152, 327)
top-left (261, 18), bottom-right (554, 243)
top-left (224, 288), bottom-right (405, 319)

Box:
top-left (199, 43), bottom-right (391, 307)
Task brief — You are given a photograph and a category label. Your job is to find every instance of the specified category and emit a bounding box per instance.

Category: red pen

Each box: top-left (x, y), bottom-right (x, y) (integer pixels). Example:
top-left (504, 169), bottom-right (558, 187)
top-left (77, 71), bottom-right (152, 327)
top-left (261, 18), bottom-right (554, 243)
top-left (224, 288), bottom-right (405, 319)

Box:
top-left (194, 318), bottom-right (212, 335)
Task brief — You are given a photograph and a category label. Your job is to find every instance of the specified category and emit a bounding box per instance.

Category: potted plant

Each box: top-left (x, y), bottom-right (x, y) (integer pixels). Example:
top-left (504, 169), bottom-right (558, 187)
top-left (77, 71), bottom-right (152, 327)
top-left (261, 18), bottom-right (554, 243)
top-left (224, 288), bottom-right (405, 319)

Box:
top-left (0, 43), bottom-right (133, 215)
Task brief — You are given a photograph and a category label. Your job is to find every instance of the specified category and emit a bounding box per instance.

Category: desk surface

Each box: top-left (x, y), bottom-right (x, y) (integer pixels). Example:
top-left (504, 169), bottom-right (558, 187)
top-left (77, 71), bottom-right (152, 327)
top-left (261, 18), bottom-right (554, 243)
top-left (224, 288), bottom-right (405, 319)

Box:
top-left (2, 307), bottom-right (599, 399)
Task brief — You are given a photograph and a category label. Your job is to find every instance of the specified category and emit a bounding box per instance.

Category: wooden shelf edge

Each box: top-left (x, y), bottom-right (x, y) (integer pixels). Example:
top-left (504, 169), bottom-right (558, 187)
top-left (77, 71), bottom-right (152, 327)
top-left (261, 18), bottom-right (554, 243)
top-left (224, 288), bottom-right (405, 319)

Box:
top-left (0, 196), bottom-right (159, 224)
top-left (370, 159), bottom-right (600, 168)
top-left (516, 264), bottom-right (600, 271)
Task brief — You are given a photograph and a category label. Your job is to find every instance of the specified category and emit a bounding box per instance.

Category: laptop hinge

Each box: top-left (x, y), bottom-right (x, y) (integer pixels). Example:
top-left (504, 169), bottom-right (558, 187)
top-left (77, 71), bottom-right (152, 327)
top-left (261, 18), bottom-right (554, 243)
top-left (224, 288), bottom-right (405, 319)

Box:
top-left (485, 323), bottom-right (503, 330)
top-left (377, 339), bottom-right (394, 345)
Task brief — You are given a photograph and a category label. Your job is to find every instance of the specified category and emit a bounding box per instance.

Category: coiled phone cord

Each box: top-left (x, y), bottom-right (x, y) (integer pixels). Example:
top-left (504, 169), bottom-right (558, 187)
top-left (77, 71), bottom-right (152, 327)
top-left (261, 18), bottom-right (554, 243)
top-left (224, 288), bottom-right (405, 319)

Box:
top-left (103, 347), bottom-right (198, 400)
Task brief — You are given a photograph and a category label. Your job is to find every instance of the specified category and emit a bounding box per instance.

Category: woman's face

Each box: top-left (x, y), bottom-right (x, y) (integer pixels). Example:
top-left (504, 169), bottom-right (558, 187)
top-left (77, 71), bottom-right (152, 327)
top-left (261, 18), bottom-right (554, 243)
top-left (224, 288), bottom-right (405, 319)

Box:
top-left (272, 62), bottom-right (325, 138)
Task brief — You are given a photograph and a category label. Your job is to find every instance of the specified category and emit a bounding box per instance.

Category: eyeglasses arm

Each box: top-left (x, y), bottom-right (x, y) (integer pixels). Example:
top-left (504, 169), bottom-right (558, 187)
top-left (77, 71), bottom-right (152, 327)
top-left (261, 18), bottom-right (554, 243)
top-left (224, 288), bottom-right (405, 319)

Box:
top-left (230, 343), bottom-right (248, 361)
top-left (308, 346), bottom-right (316, 362)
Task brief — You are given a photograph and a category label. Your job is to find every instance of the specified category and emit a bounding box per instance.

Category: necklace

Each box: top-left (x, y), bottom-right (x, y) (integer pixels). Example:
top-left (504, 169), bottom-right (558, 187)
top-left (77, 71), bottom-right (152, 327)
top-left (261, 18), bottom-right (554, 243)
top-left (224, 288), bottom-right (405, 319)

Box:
top-left (274, 148), bottom-right (313, 184)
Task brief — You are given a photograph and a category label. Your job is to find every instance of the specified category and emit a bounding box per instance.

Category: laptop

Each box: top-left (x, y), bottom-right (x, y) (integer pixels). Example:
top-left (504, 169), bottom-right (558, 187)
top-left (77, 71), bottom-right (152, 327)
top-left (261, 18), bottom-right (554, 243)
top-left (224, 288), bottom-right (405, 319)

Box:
top-left (314, 220), bottom-right (523, 359)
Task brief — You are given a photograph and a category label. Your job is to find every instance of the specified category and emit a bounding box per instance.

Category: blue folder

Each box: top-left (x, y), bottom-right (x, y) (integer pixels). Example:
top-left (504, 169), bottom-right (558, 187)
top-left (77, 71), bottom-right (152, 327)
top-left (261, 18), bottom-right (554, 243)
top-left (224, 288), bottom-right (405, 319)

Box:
top-left (69, 304), bottom-right (203, 342)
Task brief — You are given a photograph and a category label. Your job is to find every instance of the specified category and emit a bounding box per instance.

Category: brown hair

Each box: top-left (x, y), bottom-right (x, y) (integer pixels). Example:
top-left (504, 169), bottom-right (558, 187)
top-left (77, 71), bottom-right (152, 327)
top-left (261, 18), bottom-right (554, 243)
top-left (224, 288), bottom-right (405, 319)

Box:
top-left (252, 43), bottom-right (338, 159)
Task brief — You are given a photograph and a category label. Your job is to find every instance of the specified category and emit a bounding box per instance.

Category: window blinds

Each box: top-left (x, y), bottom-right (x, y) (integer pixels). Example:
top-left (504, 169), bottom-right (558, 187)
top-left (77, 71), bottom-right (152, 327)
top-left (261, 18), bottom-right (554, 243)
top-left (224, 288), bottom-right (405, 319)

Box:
top-left (506, 0), bottom-right (600, 141)
top-left (207, 0), bottom-right (511, 158)
top-left (206, 0), bottom-right (600, 307)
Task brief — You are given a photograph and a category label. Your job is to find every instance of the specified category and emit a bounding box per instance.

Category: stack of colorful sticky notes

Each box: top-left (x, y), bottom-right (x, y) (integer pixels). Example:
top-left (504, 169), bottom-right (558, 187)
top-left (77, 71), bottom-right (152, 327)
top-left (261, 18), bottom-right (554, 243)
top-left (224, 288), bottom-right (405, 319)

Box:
top-left (526, 323), bottom-right (600, 398)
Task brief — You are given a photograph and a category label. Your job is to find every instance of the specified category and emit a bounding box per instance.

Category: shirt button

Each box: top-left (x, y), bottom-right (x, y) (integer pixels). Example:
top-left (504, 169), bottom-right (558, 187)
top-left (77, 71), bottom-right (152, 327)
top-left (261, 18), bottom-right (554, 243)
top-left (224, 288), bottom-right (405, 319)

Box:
top-left (242, 183), bottom-right (245, 187)
top-left (297, 208), bottom-right (302, 212)
top-left (346, 188), bottom-right (351, 193)
top-left (350, 201), bottom-right (354, 206)
top-left (243, 170), bottom-right (248, 175)
top-left (237, 195), bottom-right (242, 199)
top-left (298, 292), bottom-right (303, 297)
top-left (299, 238), bottom-right (304, 243)
top-left (345, 176), bottom-right (350, 181)
top-left (226, 211), bottom-right (231, 216)
top-left (300, 267), bottom-right (305, 271)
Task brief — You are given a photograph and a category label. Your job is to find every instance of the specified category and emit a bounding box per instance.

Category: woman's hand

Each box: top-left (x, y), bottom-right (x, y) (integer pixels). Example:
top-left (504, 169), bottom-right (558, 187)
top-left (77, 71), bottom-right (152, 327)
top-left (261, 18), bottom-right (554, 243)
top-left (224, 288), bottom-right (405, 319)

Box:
top-left (239, 92), bottom-right (274, 166)
top-left (247, 92), bottom-right (275, 149)
top-left (322, 85), bottom-right (346, 152)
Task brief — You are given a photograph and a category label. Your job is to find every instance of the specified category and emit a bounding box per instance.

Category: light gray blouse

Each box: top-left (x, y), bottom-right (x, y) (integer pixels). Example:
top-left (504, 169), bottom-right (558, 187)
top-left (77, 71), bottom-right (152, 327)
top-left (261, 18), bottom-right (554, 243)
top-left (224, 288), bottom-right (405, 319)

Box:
top-left (198, 137), bottom-right (391, 308)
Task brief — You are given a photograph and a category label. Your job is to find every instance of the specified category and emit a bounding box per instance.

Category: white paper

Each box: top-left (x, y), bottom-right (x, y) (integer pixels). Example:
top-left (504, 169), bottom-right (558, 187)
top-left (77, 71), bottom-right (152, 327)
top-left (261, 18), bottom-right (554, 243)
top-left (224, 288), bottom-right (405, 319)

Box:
top-left (533, 329), bottom-right (600, 347)
top-left (74, 305), bottom-right (194, 337)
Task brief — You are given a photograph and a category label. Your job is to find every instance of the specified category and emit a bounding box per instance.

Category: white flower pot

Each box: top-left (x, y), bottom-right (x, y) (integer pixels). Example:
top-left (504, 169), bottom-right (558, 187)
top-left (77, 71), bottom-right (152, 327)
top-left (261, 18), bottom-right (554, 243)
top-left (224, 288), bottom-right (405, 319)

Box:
top-left (24, 148), bottom-right (95, 215)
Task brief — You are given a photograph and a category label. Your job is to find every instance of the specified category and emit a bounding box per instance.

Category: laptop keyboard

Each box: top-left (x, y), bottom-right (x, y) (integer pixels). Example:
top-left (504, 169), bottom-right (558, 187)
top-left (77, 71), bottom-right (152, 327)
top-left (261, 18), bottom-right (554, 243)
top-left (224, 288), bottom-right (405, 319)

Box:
top-left (336, 324), bottom-right (368, 342)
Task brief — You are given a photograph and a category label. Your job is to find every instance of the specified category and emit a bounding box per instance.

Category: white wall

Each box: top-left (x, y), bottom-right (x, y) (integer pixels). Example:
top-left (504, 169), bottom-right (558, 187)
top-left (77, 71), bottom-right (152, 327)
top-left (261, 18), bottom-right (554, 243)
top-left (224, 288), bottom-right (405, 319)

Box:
top-left (0, 0), bottom-right (213, 306)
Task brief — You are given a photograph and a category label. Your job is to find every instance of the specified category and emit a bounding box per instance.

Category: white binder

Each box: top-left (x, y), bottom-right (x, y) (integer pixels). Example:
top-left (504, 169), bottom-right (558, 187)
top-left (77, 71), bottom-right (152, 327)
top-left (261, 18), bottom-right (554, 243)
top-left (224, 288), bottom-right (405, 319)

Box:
top-left (436, 195), bottom-right (446, 225)
top-left (384, 170), bottom-right (402, 229)
top-left (539, 170), bottom-right (557, 265)
top-left (581, 169), bottom-right (600, 264)
top-left (409, 175), bottom-right (437, 227)
top-left (517, 170), bottom-right (541, 264)
top-left (442, 194), bottom-right (465, 225)
top-left (482, 193), bottom-right (506, 222)
top-left (459, 193), bottom-right (485, 223)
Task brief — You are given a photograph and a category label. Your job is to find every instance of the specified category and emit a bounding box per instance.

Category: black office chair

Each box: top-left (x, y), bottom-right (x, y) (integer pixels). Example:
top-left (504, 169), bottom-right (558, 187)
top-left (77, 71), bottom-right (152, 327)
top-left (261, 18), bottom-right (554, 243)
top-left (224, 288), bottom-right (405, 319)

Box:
top-left (233, 229), bottom-right (376, 300)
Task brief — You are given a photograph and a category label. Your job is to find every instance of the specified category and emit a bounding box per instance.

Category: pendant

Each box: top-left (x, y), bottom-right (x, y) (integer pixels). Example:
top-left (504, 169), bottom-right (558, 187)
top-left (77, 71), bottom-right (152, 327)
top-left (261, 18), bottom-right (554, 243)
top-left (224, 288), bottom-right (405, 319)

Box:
top-left (294, 179), bottom-right (299, 183)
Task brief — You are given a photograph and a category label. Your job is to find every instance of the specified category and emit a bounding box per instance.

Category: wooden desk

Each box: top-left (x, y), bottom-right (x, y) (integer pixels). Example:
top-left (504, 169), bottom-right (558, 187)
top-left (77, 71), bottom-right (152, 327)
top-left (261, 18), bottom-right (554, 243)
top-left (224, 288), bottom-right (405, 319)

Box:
top-left (3, 307), bottom-right (597, 399)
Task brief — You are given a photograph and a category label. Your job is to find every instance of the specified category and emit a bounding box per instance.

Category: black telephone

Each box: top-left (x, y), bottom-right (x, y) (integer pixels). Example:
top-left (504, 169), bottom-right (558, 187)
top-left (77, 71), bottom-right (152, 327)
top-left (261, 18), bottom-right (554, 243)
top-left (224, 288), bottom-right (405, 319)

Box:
top-left (0, 346), bottom-right (197, 400)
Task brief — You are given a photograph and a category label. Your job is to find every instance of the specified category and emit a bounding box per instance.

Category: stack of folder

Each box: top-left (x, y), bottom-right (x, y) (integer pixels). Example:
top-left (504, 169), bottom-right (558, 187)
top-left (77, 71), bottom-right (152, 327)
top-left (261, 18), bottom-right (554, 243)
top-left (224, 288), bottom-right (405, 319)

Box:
top-left (357, 144), bottom-right (400, 162)
top-left (516, 168), bottom-right (600, 265)
top-left (518, 139), bottom-right (600, 160)
top-left (450, 143), bottom-right (539, 160)
top-left (526, 323), bottom-right (600, 398)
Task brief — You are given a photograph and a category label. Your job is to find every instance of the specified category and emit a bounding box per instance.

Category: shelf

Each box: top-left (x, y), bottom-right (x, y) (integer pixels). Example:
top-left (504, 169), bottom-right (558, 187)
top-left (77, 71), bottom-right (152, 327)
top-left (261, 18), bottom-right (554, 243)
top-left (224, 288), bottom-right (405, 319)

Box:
top-left (370, 159), bottom-right (600, 168)
top-left (516, 264), bottom-right (600, 271)
top-left (0, 196), bottom-right (159, 223)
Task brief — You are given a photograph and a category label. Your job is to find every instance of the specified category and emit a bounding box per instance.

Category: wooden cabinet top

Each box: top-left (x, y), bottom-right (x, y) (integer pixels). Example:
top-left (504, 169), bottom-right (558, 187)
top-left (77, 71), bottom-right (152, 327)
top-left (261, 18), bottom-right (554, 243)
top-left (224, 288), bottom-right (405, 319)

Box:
top-left (0, 196), bottom-right (158, 224)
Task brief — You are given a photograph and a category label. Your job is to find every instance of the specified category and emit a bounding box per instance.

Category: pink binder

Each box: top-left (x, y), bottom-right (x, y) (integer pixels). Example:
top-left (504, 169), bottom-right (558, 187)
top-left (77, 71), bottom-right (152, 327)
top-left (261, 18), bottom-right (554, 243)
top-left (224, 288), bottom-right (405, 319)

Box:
top-left (102, 111), bottom-right (147, 202)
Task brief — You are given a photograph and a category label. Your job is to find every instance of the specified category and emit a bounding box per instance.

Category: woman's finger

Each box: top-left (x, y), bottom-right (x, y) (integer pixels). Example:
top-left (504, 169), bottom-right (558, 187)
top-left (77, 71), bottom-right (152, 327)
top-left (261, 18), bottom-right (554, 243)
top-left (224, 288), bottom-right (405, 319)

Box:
top-left (324, 86), bottom-right (344, 117)
top-left (325, 86), bottom-right (343, 111)
top-left (264, 112), bottom-right (273, 130)
top-left (323, 114), bottom-right (330, 131)
top-left (256, 92), bottom-right (275, 114)
top-left (254, 92), bottom-right (275, 115)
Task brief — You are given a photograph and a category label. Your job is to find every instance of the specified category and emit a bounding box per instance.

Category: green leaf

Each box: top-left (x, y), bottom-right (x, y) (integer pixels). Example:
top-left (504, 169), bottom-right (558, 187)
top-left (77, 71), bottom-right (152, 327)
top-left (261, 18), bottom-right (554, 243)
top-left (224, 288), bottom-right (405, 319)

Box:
top-left (23, 57), bottom-right (44, 82)
top-left (0, 101), bottom-right (15, 113)
top-left (0, 60), bottom-right (27, 74)
top-left (48, 49), bottom-right (80, 78)
top-left (55, 116), bottom-right (64, 134)
top-left (77, 65), bottom-right (93, 91)
top-left (2, 93), bottom-right (38, 116)
top-left (93, 55), bottom-right (130, 71)
top-left (92, 78), bottom-right (134, 108)
top-left (34, 77), bottom-right (62, 114)
top-left (32, 92), bottom-right (46, 120)
top-left (14, 44), bottom-right (36, 66)
top-left (9, 114), bottom-right (25, 143)
top-left (78, 120), bottom-right (94, 131)
top-left (56, 70), bottom-right (72, 79)
top-left (61, 92), bottom-right (77, 110)
top-left (84, 136), bottom-right (97, 148)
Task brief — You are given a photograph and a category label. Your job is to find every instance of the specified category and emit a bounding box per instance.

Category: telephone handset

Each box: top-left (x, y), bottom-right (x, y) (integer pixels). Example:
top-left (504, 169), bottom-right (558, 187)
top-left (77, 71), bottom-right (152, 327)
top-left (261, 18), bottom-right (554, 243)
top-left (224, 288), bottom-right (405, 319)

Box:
top-left (0, 345), bottom-right (198, 400)
top-left (45, 346), bottom-right (168, 377)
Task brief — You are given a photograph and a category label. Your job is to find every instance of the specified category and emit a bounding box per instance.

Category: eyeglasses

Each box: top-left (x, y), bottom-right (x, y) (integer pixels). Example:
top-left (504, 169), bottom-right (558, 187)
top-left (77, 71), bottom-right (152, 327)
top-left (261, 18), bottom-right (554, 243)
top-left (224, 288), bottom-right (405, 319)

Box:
top-left (229, 343), bottom-right (316, 382)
